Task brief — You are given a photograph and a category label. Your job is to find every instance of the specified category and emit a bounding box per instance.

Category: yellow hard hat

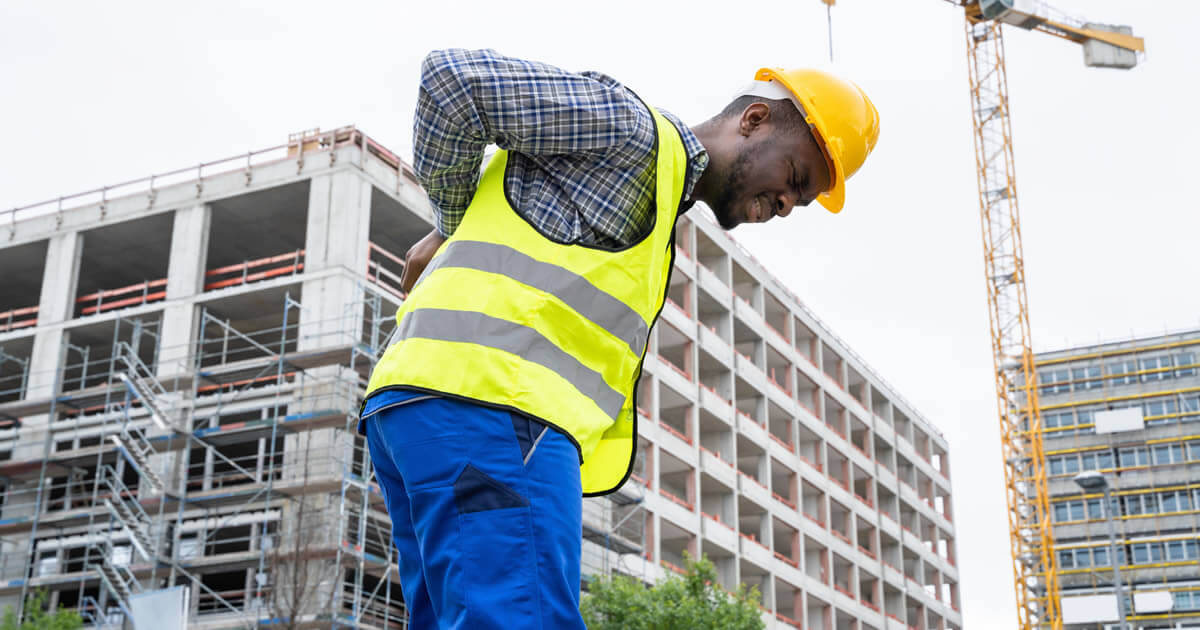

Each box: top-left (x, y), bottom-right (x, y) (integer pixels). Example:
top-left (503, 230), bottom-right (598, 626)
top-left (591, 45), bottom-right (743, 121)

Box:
top-left (754, 67), bottom-right (879, 213)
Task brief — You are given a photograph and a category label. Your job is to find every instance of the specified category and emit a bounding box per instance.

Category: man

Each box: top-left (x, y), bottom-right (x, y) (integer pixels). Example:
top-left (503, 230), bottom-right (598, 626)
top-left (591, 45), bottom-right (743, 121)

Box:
top-left (360, 48), bottom-right (878, 629)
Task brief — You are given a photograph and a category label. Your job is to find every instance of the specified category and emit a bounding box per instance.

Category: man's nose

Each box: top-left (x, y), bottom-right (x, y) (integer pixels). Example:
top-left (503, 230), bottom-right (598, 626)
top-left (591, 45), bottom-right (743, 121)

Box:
top-left (774, 192), bottom-right (797, 218)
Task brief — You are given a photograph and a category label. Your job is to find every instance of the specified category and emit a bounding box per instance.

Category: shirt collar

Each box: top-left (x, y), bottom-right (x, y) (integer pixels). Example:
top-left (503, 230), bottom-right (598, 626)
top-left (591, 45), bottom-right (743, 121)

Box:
top-left (655, 109), bottom-right (709, 213)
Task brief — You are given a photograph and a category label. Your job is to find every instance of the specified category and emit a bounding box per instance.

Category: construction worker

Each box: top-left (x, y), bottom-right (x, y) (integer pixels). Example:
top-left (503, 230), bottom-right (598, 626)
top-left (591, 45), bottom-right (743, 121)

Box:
top-left (360, 48), bottom-right (878, 629)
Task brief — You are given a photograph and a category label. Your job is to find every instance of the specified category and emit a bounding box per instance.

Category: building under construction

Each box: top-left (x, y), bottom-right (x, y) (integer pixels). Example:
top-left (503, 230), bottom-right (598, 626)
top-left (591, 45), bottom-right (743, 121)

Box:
top-left (1035, 331), bottom-right (1200, 628)
top-left (0, 127), bottom-right (960, 629)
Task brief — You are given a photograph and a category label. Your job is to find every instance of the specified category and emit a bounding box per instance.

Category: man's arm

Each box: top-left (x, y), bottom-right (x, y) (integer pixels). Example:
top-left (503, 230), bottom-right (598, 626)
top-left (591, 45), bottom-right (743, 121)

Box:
top-left (413, 48), bottom-right (641, 237)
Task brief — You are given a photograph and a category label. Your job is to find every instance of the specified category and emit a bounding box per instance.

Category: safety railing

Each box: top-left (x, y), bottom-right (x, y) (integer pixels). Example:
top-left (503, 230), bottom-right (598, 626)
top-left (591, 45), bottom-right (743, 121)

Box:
top-left (366, 241), bottom-right (406, 299)
top-left (204, 249), bottom-right (305, 292)
top-left (0, 353), bottom-right (29, 404)
top-left (0, 305), bottom-right (37, 333)
top-left (342, 586), bottom-right (408, 630)
top-left (5, 125), bottom-right (402, 227)
top-left (76, 279), bottom-right (168, 317)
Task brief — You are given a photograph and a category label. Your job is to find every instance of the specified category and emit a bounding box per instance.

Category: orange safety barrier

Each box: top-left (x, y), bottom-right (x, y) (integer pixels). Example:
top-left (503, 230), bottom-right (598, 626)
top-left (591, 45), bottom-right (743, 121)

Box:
top-left (366, 241), bottom-right (406, 299)
top-left (196, 371), bottom-right (296, 396)
top-left (0, 305), bottom-right (38, 332)
top-left (205, 250), bottom-right (305, 291)
top-left (77, 279), bottom-right (168, 316)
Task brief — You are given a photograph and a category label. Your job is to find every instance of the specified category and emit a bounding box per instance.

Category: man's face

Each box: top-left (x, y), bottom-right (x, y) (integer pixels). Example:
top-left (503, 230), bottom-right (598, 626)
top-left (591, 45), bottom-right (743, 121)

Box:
top-left (710, 108), bottom-right (832, 230)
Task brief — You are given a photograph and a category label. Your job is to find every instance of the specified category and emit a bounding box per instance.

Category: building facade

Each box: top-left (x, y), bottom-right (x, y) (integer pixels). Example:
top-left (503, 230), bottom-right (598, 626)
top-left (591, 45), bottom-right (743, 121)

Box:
top-left (1036, 331), bottom-right (1200, 628)
top-left (0, 127), bottom-right (960, 629)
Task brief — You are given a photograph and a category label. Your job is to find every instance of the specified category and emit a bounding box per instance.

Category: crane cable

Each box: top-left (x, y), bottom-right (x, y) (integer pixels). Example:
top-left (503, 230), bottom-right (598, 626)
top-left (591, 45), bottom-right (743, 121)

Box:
top-left (826, 0), bottom-right (834, 61)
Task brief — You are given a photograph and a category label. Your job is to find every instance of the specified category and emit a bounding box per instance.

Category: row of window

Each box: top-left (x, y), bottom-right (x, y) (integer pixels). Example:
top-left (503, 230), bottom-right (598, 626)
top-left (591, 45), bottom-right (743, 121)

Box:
top-left (1053, 488), bottom-right (1200, 523)
top-left (1175, 590), bottom-right (1200, 612)
top-left (1040, 394), bottom-right (1200, 435)
top-left (1047, 440), bottom-right (1200, 476)
top-left (1038, 351), bottom-right (1197, 396)
top-left (1057, 539), bottom-right (1200, 569)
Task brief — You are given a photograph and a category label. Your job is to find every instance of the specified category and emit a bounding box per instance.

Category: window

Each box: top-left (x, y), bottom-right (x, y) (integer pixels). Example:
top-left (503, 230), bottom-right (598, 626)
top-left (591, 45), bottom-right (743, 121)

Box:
top-left (1053, 500), bottom-right (1086, 522)
top-left (1188, 440), bottom-right (1200, 461)
top-left (1182, 396), bottom-right (1200, 421)
top-left (1057, 550), bottom-right (1074, 569)
top-left (1048, 456), bottom-right (1066, 476)
top-left (1118, 447), bottom-right (1149, 468)
top-left (1108, 359), bottom-right (1138, 386)
top-left (1152, 443), bottom-right (1185, 465)
top-left (1047, 454), bottom-right (1081, 475)
top-left (1130, 543), bottom-right (1153, 564)
top-left (1160, 491), bottom-right (1183, 513)
top-left (1140, 355), bottom-right (1174, 382)
top-left (1072, 366), bottom-right (1103, 390)
top-left (1080, 450), bottom-right (1114, 471)
top-left (1086, 498), bottom-right (1108, 520)
top-left (1174, 590), bottom-right (1200, 612)
top-left (1044, 411), bottom-right (1074, 430)
top-left (1176, 352), bottom-right (1196, 377)
top-left (1144, 397), bottom-right (1179, 425)
top-left (1039, 368), bottom-right (1072, 395)
top-left (1092, 546), bottom-right (1109, 567)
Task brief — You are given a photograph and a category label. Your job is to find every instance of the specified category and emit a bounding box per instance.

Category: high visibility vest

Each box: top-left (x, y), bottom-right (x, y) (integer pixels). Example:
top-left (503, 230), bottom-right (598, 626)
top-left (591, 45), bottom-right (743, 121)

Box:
top-left (365, 107), bottom-right (688, 496)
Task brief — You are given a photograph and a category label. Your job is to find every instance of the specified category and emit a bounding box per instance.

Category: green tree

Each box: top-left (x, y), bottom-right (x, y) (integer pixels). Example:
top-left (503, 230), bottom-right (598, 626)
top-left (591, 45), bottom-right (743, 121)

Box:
top-left (581, 553), bottom-right (765, 630)
top-left (0, 590), bottom-right (83, 630)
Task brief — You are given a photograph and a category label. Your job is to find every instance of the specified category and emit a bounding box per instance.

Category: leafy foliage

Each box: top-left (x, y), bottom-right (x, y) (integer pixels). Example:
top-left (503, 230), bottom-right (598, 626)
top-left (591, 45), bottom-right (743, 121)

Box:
top-left (581, 553), bottom-right (765, 630)
top-left (0, 590), bottom-right (83, 630)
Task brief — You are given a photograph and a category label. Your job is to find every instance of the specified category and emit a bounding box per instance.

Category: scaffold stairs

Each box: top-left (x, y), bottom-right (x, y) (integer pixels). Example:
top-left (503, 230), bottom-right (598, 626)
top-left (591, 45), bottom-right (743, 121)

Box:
top-left (109, 427), bottom-right (166, 495)
top-left (93, 541), bottom-right (140, 619)
top-left (101, 465), bottom-right (158, 561)
top-left (115, 341), bottom-right (179, 432)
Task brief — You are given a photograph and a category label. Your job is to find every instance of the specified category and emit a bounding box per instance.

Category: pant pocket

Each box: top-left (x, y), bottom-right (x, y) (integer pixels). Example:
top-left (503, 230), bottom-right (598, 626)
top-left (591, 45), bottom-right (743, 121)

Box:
top-left (458, 506), bottom-right (540, 629)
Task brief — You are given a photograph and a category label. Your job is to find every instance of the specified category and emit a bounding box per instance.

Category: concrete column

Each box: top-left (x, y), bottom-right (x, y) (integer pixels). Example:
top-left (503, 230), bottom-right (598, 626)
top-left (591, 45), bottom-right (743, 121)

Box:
top-left (165, 204), bottom-right (212, 300)
top-left (299, 171), bottom-right (372, 351)
top-left (25, 231), bottom-right (83, 399)
top-left (158, 204), bottom-right (211, 380)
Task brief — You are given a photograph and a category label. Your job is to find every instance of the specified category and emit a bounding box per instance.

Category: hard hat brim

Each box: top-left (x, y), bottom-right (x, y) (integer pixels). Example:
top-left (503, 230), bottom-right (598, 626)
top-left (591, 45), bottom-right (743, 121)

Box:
top-left (755, 68), bottom-right (846, 214)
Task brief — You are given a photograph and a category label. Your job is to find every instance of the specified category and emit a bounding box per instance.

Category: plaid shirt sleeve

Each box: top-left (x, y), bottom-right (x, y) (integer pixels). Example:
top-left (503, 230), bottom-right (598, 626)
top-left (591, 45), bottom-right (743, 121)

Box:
top-left (413, 48), bottom-right (644, 237)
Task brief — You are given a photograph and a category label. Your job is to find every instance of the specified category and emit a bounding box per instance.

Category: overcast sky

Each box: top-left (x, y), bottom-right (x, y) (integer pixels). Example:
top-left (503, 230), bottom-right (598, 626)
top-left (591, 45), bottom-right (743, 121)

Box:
top-left (3, 2), bottom-right (1198, 627)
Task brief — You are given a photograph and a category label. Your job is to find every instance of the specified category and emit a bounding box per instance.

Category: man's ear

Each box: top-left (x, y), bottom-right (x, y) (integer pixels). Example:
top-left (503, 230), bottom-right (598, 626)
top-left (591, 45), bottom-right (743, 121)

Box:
top-left (738, 102), bottom-right (770, 138)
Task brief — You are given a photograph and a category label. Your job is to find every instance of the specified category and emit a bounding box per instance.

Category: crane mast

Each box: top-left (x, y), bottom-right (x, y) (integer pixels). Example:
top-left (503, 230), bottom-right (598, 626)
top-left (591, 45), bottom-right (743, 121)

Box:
top-left (962, 13), bottom-right (1061, 630)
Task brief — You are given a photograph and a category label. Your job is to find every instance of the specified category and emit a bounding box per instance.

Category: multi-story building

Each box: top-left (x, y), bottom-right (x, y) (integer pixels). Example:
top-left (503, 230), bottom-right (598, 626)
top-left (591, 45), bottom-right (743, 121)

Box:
top-left (1036, 331), bottom-right (1200, 629)
top-left (0, 126), bottom-right (960, 629)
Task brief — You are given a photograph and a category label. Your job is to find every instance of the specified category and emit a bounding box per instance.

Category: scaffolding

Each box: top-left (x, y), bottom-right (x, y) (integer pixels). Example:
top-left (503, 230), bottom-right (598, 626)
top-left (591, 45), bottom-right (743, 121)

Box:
top-left (0, 286), bottom-right (404, 629)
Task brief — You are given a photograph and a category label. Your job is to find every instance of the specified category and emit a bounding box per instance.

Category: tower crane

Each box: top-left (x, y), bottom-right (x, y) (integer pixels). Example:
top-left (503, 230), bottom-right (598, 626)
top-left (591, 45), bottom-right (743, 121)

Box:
top-left (818, 2), bottom-right (1144, 628)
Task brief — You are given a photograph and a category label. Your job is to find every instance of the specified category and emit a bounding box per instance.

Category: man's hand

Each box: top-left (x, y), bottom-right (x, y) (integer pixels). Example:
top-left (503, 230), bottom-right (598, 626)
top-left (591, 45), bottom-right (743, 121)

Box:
top-left (400, 229), bottom-right (448, 294)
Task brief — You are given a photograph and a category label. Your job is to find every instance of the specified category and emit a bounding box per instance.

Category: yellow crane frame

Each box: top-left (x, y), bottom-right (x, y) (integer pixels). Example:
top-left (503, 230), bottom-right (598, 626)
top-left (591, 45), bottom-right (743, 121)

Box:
top-left (818, 2), bottom-right (1143, 628)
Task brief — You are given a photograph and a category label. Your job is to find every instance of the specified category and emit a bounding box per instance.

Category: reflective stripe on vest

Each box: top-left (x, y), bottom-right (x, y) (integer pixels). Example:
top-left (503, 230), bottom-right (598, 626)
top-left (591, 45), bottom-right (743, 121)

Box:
top-left (394, 307), bottom-right (626, 418)
top-left (366, 105), bottom-right (688, 496)
top-left (418, 240), bottom-right (649, 356)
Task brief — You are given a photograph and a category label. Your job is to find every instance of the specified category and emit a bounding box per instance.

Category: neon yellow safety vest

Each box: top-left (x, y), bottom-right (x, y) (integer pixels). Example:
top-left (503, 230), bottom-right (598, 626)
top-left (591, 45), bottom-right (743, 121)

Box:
top-left (365, 107), bottom-right (688, 496)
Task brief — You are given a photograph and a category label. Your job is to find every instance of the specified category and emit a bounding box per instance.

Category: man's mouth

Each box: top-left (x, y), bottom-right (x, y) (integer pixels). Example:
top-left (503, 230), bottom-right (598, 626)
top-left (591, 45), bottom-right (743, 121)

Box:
top-left (748, 195), bottom-right (770, 223)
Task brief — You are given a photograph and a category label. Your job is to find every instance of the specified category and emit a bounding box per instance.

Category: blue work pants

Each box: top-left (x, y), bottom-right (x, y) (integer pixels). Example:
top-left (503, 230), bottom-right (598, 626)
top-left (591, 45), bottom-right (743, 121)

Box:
top-left (362, 390), bottom-right (586, 629)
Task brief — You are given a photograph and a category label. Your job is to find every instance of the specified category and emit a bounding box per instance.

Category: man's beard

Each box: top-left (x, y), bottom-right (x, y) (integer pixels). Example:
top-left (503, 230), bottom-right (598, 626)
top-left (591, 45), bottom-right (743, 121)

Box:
top-left (710, 146), bottom-right (753, 230)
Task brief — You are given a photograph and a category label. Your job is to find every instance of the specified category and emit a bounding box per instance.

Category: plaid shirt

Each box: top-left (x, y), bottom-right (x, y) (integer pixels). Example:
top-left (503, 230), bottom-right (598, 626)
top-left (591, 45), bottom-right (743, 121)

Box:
top-left (414, 49), bottom-right (709, 247)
